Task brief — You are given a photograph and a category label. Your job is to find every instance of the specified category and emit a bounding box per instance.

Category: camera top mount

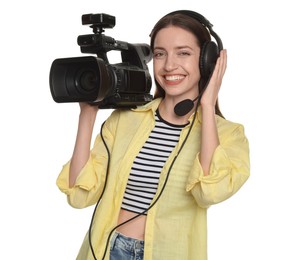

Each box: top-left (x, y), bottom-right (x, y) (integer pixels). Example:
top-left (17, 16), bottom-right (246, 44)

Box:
top-left (82, 13), bottom-right (116, 34)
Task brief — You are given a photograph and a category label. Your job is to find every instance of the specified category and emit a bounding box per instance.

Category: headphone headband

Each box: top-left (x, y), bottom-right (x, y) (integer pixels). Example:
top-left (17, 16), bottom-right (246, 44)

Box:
top-left (165, 10), bottom-right (223, 51)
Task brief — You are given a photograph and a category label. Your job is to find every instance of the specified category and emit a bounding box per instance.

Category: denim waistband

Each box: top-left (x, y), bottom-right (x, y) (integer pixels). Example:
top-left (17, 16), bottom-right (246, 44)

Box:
top-left (110, 231), bottom-right (144, 250)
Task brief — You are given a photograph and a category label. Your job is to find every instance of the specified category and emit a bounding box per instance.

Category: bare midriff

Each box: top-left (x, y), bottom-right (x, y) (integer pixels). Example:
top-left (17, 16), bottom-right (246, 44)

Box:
top-left (116, 209), bottom-right (147, 240)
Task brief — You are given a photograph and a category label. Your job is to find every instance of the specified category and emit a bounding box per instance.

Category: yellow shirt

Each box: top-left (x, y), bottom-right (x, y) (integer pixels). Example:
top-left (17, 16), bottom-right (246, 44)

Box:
top-left (56, 98), bottom-right (250, 260)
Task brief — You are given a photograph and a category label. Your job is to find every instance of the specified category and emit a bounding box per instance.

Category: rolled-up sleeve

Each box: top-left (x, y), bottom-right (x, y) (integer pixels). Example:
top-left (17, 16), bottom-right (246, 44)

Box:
top-left (56, 118), bottom-right (115, 209)
top-left (186, 124), bottom-right (250, 208)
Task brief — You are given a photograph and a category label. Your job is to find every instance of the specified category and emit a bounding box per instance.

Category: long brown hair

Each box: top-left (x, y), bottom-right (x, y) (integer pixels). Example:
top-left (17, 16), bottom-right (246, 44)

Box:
top-left (149, 12), bottom-right (224, 118)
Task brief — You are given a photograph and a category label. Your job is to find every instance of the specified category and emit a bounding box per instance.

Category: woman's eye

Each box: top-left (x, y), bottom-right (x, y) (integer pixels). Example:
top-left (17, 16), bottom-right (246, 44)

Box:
top-left (179, 51), bottom-right (190, 56)
top-left (153, 52), bottom-right (165, 58)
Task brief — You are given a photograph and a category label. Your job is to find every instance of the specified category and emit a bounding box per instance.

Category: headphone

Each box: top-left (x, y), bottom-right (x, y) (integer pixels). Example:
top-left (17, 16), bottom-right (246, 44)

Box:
top-left (165, 10), bottom-right (223, 81)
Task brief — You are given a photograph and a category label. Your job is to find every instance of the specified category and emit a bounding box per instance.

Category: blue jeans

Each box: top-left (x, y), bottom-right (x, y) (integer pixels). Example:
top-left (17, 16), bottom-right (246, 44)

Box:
top-left (110, 232), bottom-right (144, 260)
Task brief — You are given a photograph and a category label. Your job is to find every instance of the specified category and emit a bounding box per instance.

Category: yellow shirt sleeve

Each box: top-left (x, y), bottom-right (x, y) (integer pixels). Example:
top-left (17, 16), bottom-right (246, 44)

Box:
top-left (186, 123), bottom-right (250, 208)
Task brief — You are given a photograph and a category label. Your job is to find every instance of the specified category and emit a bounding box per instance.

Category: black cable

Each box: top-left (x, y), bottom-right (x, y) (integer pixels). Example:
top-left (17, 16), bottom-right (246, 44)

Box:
top-left (89, 99), bottom-right (200, 260)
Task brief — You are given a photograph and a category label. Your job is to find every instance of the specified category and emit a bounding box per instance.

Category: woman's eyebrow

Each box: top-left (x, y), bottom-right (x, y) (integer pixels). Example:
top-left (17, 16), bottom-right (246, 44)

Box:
top-left (153, 45), bottom-right (194, 51)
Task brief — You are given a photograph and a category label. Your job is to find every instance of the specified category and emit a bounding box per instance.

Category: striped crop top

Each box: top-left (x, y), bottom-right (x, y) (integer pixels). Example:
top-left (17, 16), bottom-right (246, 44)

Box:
top-left (121, 110), bottom-right (188, 215)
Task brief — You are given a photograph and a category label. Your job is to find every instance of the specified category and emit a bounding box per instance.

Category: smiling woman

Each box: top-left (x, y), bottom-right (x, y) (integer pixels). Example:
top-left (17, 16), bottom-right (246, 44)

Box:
top-left (56, 10), bottom-right (250, 260)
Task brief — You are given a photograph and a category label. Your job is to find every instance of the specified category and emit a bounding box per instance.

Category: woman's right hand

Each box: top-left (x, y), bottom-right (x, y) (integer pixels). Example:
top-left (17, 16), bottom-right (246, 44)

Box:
top-left (79, 102), bottom-right (99, 115)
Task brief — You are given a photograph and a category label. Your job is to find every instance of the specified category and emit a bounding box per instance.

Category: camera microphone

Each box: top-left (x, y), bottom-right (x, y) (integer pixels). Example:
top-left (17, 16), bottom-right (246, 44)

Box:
top-left (174, 94), bottom-right (201, 117)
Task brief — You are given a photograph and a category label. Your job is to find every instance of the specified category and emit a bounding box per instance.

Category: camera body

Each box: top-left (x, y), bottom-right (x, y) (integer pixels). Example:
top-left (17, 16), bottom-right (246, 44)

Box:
top-left (49, 13), bottom-right (153, 109)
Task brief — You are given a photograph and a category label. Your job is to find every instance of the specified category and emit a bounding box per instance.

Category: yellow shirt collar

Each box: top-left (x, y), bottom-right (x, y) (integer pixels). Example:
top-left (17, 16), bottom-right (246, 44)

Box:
top-left (133, 98), bottom-right (203, 124)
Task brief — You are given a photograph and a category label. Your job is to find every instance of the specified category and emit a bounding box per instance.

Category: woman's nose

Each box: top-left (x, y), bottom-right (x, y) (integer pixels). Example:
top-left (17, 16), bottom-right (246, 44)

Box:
top-left (164, 55), bottom-right (178, 71)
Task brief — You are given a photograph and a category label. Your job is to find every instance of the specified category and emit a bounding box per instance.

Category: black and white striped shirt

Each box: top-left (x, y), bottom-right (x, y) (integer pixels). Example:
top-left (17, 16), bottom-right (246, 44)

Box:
top-left (121, 110), bottom-right (188, 215)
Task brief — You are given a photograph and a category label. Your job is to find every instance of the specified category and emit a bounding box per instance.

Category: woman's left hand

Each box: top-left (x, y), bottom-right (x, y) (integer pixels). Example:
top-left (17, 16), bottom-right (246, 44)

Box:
top-left (200, 49), bottom-right (227, 108)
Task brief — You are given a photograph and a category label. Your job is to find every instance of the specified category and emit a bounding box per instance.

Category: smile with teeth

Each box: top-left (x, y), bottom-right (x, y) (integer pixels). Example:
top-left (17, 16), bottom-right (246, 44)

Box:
top-left (164, 75), bottom-right (185, 81)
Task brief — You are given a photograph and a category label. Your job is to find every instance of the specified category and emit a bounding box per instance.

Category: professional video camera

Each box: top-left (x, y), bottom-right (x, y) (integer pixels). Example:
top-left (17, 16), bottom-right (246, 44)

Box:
top-left (49, 13), bottom-right (153, 109)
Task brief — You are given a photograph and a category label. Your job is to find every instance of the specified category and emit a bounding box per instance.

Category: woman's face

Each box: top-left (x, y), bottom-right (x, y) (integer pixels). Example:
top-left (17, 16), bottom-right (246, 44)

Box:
top-left (153, 26), bottom-right (201, 102)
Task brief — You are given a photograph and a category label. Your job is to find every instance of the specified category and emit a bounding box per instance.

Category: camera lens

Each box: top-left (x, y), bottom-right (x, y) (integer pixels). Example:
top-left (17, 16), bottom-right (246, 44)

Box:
top-left (75, 70), bottom-right (98, 92)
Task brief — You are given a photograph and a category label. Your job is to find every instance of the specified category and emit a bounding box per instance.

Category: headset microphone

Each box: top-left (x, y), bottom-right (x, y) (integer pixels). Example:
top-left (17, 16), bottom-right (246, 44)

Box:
top-left (174, 94), bottom-right (201, 116)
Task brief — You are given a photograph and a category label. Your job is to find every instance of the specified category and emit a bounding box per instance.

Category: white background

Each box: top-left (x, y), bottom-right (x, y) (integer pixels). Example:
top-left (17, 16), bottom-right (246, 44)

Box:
top-left (1, 0), bottom-right (303, 259)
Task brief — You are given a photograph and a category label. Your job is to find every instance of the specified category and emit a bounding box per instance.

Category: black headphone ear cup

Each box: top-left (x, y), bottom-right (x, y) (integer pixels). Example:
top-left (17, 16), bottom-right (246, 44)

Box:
top-left (200, 41), bottom-right (219, 80)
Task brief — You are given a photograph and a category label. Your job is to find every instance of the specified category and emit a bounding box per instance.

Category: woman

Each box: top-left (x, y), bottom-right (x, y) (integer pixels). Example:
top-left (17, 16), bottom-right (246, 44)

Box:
top-left (56, 10), bottom-right (250, 260)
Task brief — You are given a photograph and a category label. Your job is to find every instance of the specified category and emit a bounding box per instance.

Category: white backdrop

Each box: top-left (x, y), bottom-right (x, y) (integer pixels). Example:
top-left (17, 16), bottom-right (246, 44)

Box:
top-left (1, 0), bottom-right (302, 259)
